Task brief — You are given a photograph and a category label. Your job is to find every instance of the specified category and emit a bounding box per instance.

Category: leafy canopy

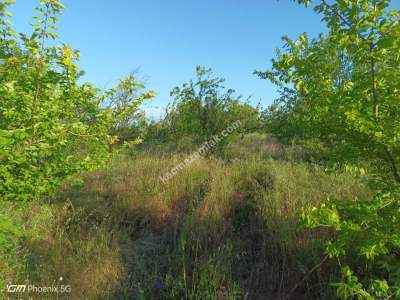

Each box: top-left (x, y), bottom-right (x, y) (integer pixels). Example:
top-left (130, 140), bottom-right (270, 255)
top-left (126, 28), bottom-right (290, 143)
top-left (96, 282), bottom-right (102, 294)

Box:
top-left (257, 0), bottom-right (400, 184)
top-left (165, 66), bottom-right (260, 149)
top-left (0, 0), bottom-right (154, 201)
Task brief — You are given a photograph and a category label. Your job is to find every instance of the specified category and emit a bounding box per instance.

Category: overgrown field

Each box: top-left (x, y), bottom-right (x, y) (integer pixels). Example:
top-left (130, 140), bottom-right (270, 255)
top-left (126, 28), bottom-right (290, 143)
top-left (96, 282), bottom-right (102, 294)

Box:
top-left (2, 0), bottom-right (400, 298)
top-left (1, 135), bottom-right (372, 299)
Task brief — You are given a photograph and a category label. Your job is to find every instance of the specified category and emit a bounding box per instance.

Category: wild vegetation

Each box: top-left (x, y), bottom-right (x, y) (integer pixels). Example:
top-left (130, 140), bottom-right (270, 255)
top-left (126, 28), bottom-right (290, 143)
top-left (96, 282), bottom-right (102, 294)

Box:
top-left (1, 0), bottom-right (399, 299)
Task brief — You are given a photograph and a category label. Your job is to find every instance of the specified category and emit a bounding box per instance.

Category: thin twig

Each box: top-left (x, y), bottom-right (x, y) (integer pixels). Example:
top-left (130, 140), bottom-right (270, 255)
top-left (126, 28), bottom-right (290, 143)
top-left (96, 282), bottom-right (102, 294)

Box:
top-left (284, 255), bottom-right (329, 299)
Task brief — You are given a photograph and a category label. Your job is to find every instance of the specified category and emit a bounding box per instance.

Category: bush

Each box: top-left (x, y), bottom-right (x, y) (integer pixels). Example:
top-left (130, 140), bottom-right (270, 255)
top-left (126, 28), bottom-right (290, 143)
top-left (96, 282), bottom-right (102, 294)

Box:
top-left (0, 0), bottom-right (154, 202)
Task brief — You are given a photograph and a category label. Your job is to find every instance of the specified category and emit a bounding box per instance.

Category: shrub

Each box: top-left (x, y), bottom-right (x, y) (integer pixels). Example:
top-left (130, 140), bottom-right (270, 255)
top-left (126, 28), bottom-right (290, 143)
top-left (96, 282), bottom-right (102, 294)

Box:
top-left (0, 0), bottom-right (154, 202)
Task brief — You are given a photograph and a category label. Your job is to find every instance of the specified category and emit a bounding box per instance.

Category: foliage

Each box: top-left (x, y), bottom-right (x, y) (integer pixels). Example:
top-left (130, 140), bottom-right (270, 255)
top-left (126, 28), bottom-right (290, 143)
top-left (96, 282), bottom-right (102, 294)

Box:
top-left (0, 214), bottom-right (20, 247)
top-left (302, 191), bottom-right (400, 299)
top-left (3, 0), bottom-right (400, 298)
top-left (258, 0), bottom-right (400, 298)
top-left (106, 73), bottom-right (156, 146)
top-left (257, 0), bottom-right (400, 183)
top-left (164, 66), bottom-right (261, 149)
top-left (0, 0), bottom-right (154, 201)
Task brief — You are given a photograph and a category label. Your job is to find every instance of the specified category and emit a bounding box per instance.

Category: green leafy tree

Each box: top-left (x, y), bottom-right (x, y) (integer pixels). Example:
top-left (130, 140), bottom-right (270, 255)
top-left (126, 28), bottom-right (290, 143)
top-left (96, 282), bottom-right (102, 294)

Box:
top-left (0, 0), bottom-right (153, 201)
top-left (106, 74), bottom-right (156, 146)
top-left (257, 0), bottom-right (400, 298)
top-left (165, 66), bottom-right (260, 149)
top-left (257, 0), bottom-right (400, 183)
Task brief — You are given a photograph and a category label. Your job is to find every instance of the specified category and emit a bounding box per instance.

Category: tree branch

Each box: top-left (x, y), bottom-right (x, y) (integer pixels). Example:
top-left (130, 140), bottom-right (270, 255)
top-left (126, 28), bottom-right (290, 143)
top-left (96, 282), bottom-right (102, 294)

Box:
top-left (285, 255), bottom-right (329, 299)
top-left (383, 146), bottom-right (400, 183)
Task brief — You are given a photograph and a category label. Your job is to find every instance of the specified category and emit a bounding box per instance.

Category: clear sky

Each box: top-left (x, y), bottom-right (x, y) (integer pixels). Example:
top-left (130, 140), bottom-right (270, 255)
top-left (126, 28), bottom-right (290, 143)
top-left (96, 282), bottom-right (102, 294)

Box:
top-left (10, 0), bottom-right (327, 119)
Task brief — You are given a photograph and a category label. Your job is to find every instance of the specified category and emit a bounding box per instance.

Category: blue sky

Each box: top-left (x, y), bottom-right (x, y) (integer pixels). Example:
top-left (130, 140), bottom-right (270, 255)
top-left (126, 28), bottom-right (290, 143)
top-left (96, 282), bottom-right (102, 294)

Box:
top-left (10, 0), bottom-right (326, 119)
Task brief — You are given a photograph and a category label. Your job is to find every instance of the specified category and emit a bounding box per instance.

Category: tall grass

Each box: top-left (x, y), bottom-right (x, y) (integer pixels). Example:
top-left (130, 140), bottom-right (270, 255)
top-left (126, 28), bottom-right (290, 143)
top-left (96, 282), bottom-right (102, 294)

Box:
top-left (0, 134), bottom-right (372, 299)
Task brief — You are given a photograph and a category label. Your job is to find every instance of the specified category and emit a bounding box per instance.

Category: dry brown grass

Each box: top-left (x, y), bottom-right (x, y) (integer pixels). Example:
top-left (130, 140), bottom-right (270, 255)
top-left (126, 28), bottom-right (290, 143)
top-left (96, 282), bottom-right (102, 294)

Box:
top-left (0, 135), bottom-right (373, 299)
